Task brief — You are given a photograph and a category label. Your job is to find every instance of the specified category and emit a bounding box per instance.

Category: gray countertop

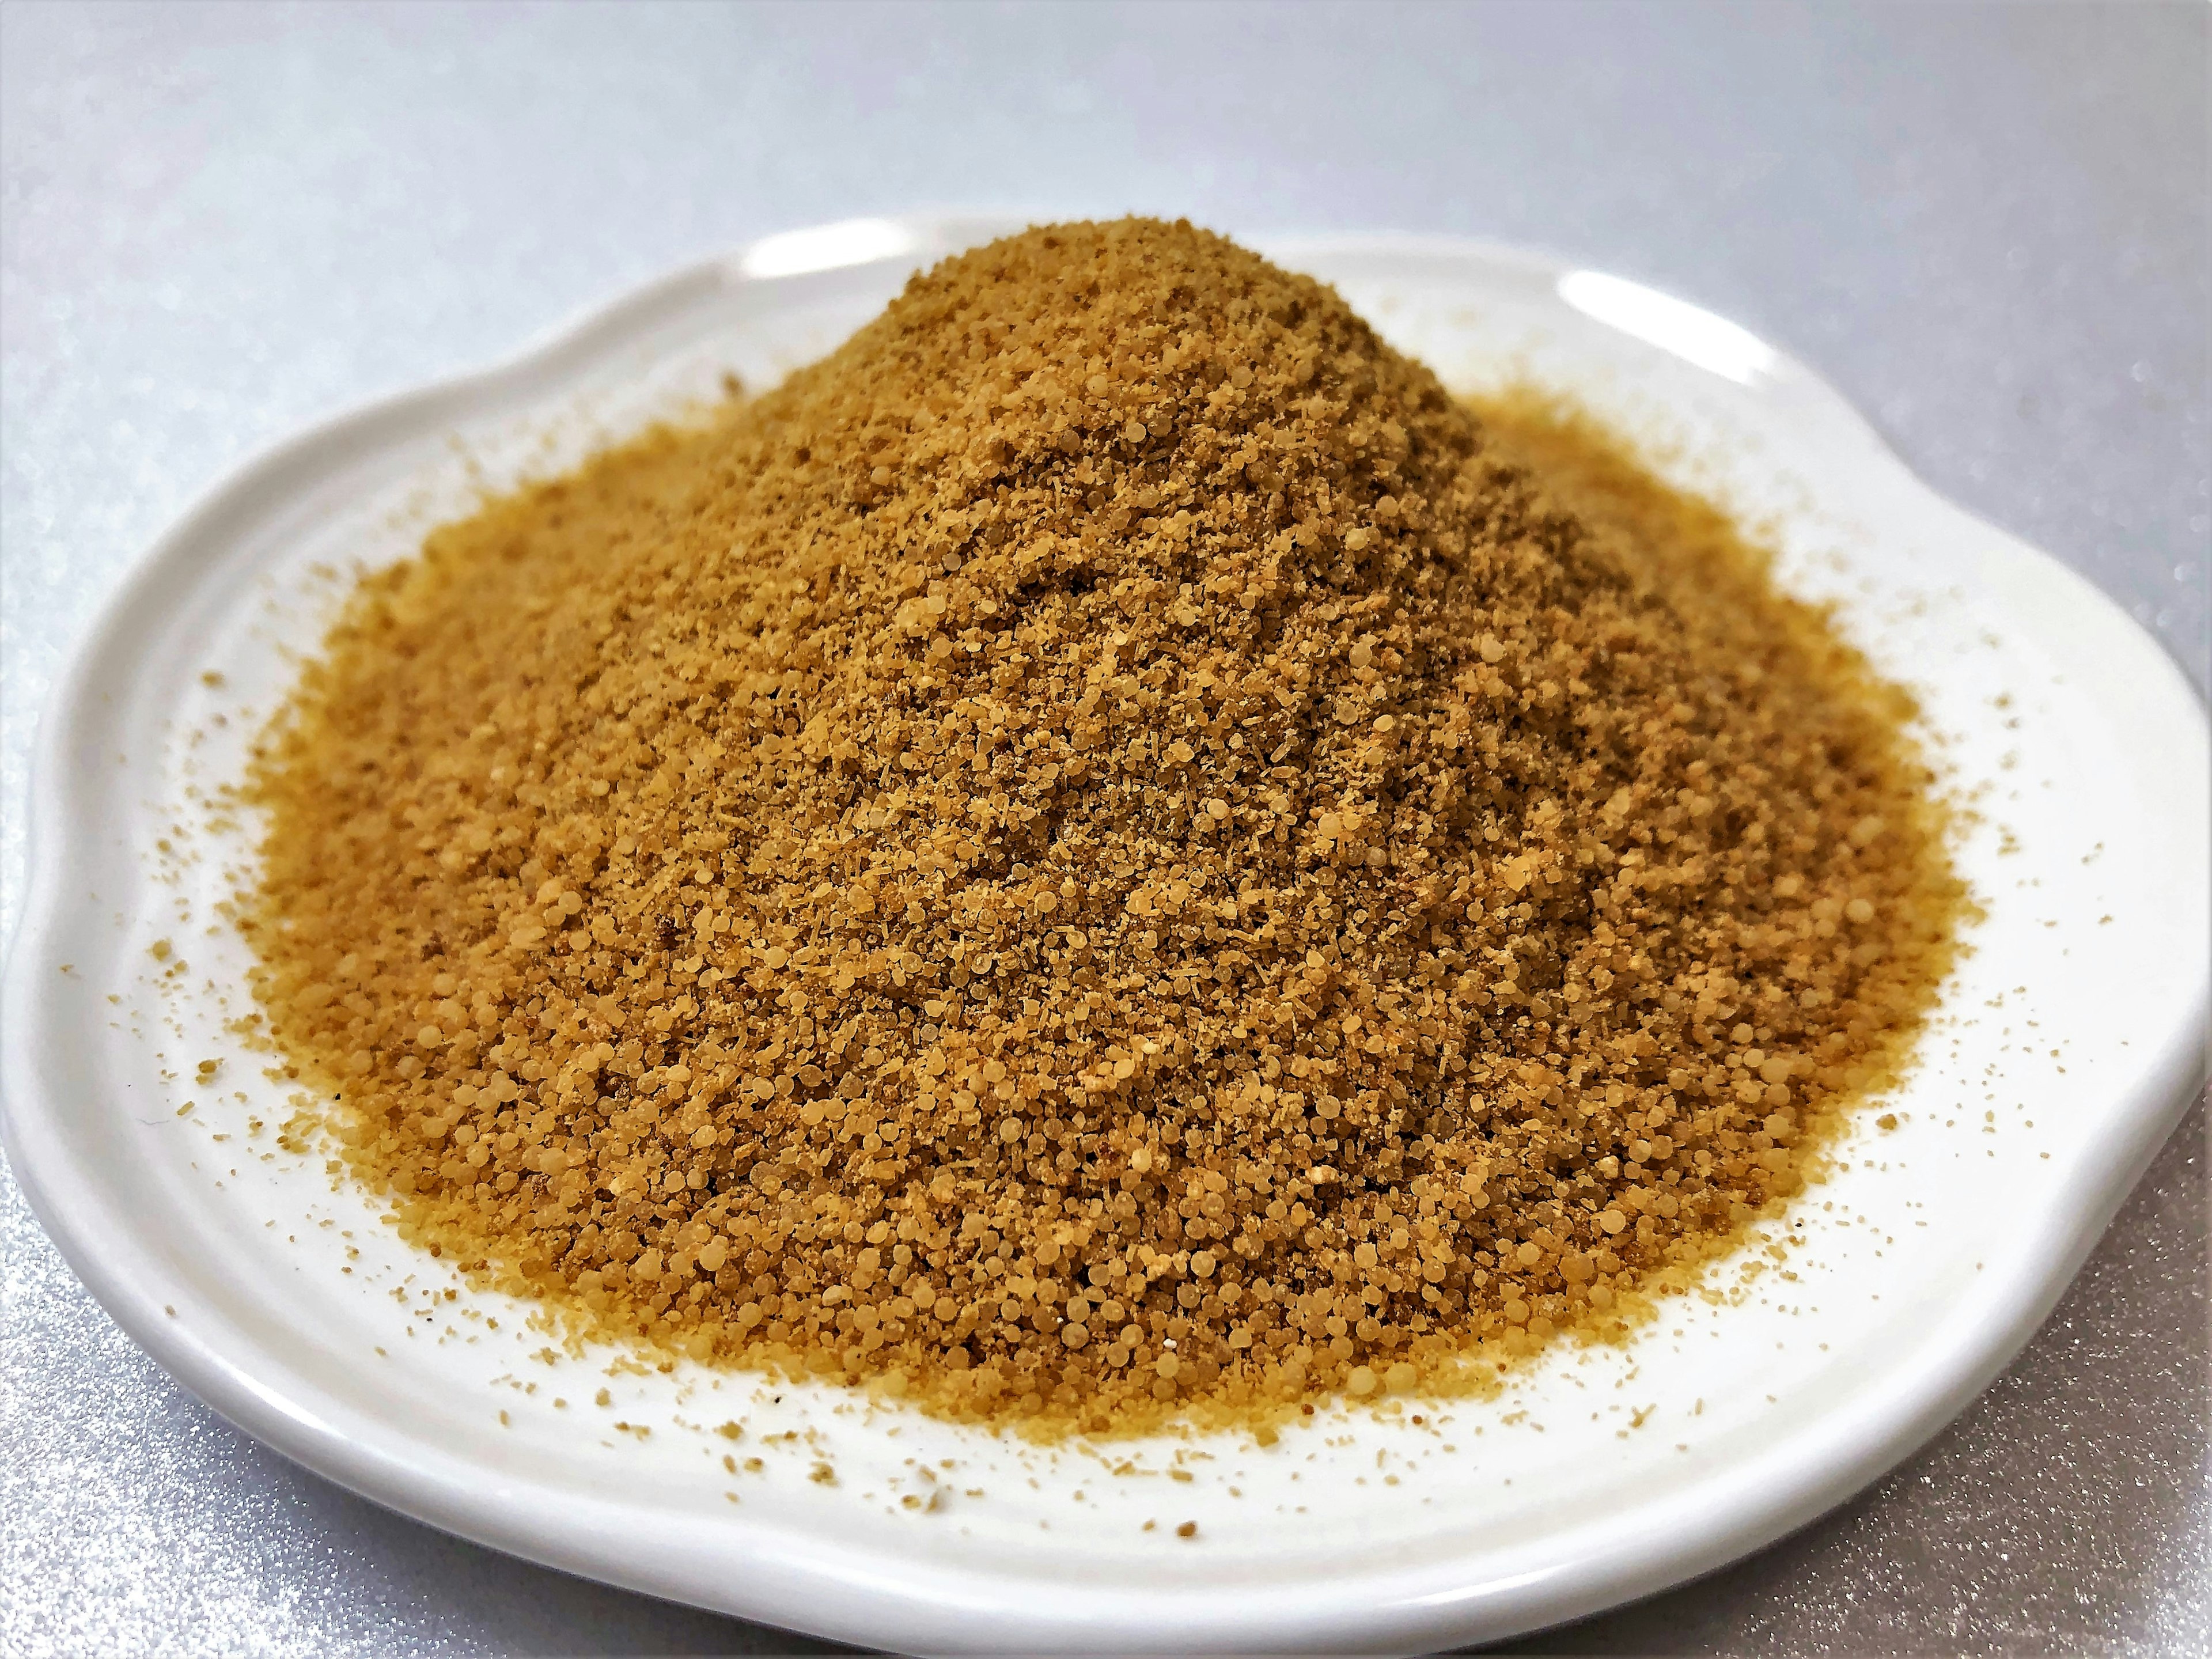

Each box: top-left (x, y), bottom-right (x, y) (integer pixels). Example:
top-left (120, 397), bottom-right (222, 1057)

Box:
top-left (2, 3), bottom-right (2204, 1653)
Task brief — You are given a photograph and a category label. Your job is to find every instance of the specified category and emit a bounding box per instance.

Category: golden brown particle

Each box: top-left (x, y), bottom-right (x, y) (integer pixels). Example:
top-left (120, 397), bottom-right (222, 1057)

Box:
top-left (240, 219), bottom-right (1960, 1435)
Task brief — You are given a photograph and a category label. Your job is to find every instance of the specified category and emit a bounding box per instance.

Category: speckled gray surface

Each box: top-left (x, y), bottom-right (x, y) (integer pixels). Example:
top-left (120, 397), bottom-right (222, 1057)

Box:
top-left (2, 3), bottom-right (2205, 1654)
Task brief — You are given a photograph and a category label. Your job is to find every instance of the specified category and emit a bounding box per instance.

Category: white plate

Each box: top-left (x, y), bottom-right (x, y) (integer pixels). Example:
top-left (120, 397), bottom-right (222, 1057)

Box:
top-left (5, 217), bottom-right (2206, 1654)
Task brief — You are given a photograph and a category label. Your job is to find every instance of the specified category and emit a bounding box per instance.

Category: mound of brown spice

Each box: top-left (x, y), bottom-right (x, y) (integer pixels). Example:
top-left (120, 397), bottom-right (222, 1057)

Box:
top-left (243, 219), bottom-right (1961, 1433)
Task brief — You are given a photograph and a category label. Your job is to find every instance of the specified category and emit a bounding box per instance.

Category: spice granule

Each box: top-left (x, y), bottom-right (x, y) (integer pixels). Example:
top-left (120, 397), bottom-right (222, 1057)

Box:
top-left (242, 219), bottom-right (1961, 1435)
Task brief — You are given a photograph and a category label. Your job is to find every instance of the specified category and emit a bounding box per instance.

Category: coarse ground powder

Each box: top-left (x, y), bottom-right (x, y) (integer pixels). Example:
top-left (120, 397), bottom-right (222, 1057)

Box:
top-left (240, 219), bottom-right (1963, 1435)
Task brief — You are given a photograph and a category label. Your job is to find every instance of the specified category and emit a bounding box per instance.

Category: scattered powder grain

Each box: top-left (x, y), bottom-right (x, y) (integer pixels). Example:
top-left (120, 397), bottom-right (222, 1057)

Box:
top-left (241, 219), bottom-right (1962, 1434)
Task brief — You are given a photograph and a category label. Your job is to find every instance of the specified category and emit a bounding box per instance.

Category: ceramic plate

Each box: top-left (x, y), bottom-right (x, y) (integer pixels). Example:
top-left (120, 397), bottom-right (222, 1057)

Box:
top-left (5, 216), bottom-right (2206, 1654)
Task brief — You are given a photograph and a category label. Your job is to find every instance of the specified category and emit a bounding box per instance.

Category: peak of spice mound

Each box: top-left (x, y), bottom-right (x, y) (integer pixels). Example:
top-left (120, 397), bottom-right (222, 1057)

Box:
top-left (244, 219), bottom-right (1960, 1433)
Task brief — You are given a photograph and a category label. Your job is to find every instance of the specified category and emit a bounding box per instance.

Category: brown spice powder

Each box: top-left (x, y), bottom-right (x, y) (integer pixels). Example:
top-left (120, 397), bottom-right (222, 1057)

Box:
top-left (241, 219), bottom-right (1962, 1434)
